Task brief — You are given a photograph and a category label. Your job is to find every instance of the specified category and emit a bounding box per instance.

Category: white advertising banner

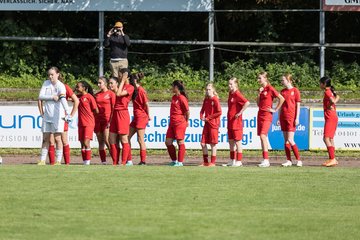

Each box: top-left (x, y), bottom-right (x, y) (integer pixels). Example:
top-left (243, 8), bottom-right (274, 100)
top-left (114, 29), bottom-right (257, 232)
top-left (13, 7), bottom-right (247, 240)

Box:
top-left (309, 108), bottom-right (360, 150)
top-left (323, 0), bottom-right (360, 11)
top-left (0, 0), bottom-right (212, 12)
top-left (0, 105), bottom-right (266, 149)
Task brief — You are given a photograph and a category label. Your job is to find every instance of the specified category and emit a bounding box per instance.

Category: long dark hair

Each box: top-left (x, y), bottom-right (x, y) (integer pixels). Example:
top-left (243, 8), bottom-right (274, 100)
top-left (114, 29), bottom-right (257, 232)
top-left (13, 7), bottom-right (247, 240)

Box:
top-left (79, 80), bottom-right (94, 96)
top-left (172, 80), bottom-right (188, 99)
top-left (320, 76), bottom-right (337, 97)
top-left (129, 74), bottom-right (138, 101)
top-left (130, 72), bottom-right (145, 83)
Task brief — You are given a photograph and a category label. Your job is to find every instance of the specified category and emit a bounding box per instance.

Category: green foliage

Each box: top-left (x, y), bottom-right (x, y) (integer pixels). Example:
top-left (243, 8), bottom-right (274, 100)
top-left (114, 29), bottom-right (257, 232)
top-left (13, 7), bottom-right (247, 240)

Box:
top-left (0, 60), bottom-right (359, 101)
top-left (330, 62), bottom-right (360, 90)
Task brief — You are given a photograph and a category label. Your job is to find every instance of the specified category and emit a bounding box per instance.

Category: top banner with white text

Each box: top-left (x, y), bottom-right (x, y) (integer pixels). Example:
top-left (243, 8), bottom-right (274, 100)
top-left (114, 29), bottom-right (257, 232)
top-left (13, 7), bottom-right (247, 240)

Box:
top-left (0, 0), bottom-right (212, 12)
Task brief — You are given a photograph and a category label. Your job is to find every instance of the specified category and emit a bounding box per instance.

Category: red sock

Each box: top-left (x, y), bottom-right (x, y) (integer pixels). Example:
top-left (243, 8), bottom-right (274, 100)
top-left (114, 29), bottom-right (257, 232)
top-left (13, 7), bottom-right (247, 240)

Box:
top-left (127, 147), bottom-right (132, 161)
top-left (262, 151), bottom-right (269, 159)
top-left (81, 149), bottom-right (86, 161)
top-left (327, 146), bottom-right (335, 159)
top-left (99, 149), bottom-right (106, 162)
top-left (236, 152), bottom-right (243, 161)
top-left (285, 143), bottom-right (292, 160)
top-left (178, 144), bottom-right (186, 162)
top-left (166, 144), bottom-right (177, 161)
top-left (117, 146), bottom-right (121, 165)
top-left (110, 144), bottom-right (119, 165)
top-left (140, 150), bottom-right (146, 163)
top-left (85, 149), bottom-right (92, 161)
top-left (121, 143), bottom-right (130, 165)
top-left (211, 156), bottom-right (216, 164)
top-left (48, 145), bottom-right (55, 165)
top-left (63, 144), bottom-right (70, 164)
top-left (230, 151), bottom-right (235, 160)
top-left (203, 154), bottom-right (209, 163)
top-left (291, 144), bottom-right (300, 160)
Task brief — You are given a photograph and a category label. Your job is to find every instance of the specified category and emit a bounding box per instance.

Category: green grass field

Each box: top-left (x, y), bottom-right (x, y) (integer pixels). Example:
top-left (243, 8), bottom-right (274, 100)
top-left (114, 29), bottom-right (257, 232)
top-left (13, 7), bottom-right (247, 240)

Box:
top-left (0, 165), bottom-right (359, 240)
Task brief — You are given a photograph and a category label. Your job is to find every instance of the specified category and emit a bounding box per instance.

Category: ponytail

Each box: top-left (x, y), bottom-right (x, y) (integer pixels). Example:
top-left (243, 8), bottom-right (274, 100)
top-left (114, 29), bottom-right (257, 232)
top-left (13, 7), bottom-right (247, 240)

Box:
top-left (320, 76), bottom-right (337, 97)
top-left (172, 80), bottom-right (188, 99)
top-left (79, 80), bottom-right (94, 96)
top-left (330, 86), bottom-right (337, 97)
top-left (129, 74), bottom-right (138, 101)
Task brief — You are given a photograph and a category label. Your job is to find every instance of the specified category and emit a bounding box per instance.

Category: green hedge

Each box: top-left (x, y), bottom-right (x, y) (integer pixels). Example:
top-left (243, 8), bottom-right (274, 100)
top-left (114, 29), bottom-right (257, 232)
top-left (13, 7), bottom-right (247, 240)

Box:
top-left (1, 60), bottom-right (359, 102)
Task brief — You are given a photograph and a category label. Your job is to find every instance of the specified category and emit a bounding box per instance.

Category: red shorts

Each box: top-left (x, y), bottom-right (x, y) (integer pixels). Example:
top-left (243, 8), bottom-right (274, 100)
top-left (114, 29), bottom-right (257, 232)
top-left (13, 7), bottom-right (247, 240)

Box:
top-left (110, 110), bottom-right (130, 135)
top-left (64, 122), bottom-right (69, 132)
top-left (280, 118), bottom-right (296, 132)
top-left (201, 124), bottom-right (219, 144)
top-left (78, 126), bottom-right (94, 141)
top-left (257, 119), bottom-right (272, 136)
top-left (166, 122), bottom-right (187, 140)
top-left (94, 118), bottom-right (109, 133)
top-left (228, 128), bottom-right (243, 141)
top-left (324, 117), bottom-right (338, 138)
top-left (130, 115), bottom-right (149, 129)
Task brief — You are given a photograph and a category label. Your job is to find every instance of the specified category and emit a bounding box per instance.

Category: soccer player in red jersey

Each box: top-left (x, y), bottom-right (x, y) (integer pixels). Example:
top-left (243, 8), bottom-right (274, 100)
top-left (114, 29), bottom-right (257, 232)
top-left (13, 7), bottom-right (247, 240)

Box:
top-left (128, 73), bottom-right (151, 165)
top-left (320, 76), bottom-right (340, 167)
top-left (109, 69), bottom-right (136, 166)
top-left (38, 68), bottom-right (79, 165)
top-left (256, 72), bottom-right (284, 167)
top-left (165, 80), bottom-right (190, 167)
top-left (278, 74), bottom-right (302, 167)
top-left (76, 81), bottom-right (99, 165)
top-left (223, 78), bottom-right (250, 167)
top-left (94, 77), bottom-right (116, 164)
top-left (199, 83), bottom-right (222, 167)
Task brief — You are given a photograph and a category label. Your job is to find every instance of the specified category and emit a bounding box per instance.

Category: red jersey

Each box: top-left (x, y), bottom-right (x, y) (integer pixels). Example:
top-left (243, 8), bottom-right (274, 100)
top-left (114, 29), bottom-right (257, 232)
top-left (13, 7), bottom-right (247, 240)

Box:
top-left (323, 88), bottom-right (337, 120)
top-left (114, 84), bottom-right (134, 111)
top-left (95, 90), bottom-right (115, 120)
top-left (64, 84), bottom-right (74, 99)
top-left (258, 85), bottom-right (280, 119)
top-left (227, 90), bottom-right (248, 130)
top-left (133, 86), bottom-right (149, 117)
top-left (200, 96), bottom-right (222, 129)
top-left (78, 93), bottom-right (97, 127)
top-left (280, 87), bottom-right (301, 120)
top-left (170, 94), bottom-right (189, 126)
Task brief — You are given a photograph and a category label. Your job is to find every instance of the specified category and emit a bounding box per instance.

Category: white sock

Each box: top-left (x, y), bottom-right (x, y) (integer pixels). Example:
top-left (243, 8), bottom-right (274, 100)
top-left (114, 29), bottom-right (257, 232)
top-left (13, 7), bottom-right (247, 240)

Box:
top-left (40, 148), bottom-right (48, 161)
top-left (55, 149), bottom-right (63, 162)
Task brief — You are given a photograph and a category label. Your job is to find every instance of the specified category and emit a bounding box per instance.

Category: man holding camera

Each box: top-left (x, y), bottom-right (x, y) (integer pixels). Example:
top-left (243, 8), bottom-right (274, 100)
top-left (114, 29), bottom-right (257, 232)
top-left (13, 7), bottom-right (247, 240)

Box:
top-left (104, 21), bottom-right (131, 77)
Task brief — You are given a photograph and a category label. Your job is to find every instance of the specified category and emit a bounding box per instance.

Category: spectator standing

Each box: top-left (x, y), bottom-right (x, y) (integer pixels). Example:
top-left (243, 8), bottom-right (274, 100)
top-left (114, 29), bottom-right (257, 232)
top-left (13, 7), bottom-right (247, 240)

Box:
top-left (104, 21), bottom-right (131, 77)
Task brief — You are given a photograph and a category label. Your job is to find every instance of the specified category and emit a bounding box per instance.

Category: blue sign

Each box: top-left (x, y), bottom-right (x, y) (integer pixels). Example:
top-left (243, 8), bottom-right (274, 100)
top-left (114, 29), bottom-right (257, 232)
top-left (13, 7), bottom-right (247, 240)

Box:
top-left (268, 107), bottom-right (310, 150)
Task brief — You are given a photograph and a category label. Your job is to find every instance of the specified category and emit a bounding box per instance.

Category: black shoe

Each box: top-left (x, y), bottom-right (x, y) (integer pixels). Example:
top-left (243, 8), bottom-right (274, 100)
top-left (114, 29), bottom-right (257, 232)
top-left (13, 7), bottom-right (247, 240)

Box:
top-left (138, 161), bottom-right (146, 165)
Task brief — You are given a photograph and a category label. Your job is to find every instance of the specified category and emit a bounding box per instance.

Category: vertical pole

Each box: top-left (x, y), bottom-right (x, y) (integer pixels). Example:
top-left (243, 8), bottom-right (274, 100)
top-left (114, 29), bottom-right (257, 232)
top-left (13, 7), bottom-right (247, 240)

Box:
top-left (99, 11), bottom-right (105, 77)
top-left (319, 0), bottom-right (325, 78)
top-left (208, 0), bottom-right (215, 82)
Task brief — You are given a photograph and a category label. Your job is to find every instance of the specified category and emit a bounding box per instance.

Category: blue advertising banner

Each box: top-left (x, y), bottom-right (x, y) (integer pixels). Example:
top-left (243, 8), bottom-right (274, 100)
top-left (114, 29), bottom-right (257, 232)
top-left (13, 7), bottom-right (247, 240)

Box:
top-left (268, 107), bottom-right (310, 150)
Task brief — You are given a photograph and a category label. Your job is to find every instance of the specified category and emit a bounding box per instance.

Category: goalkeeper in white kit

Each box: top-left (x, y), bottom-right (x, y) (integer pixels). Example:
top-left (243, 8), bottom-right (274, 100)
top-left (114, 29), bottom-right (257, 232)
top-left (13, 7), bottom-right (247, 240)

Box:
top-left (37, 67), bottom-right (72, 165)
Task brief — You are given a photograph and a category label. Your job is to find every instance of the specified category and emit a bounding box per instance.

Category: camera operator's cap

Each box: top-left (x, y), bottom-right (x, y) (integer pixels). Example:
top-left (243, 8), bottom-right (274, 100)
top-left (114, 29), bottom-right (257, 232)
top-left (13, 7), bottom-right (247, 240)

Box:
top-left (114, 21), bottom-right (123, 28)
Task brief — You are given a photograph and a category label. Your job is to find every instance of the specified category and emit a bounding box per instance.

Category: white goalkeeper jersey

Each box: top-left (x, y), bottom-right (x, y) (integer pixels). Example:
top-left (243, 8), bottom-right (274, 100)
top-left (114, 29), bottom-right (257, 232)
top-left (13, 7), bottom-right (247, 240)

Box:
top-left (38, 80), bottom-right (67, 125)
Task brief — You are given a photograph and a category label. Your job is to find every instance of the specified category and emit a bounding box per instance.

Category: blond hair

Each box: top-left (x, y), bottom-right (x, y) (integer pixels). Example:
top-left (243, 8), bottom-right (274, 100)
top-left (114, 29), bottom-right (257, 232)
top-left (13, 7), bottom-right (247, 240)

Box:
top-left (258, 71), bottom-right (269, 83)
top-left (283, 73), bottom-right (295, 85)
top-left (205, 83), bottom-right (219, 98)
top-left (229, 77), bottom-right (239, 90)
